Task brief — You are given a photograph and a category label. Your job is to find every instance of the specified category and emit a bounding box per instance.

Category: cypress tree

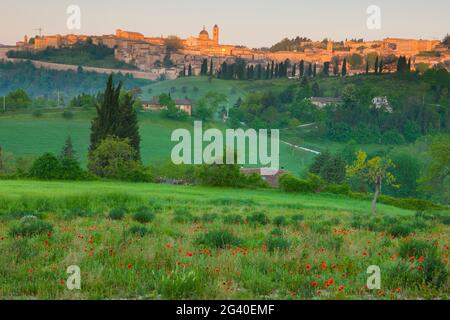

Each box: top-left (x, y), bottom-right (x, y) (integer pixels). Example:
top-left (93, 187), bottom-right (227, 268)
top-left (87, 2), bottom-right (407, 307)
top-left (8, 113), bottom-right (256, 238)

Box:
top-left (322, 62), bottom-right (330, 76)
top-left (61, 136), bottom-right (75, 159)
top-left (116, 93), bottom-right (141, 160)
top-left (299, 60), bottom-right (305, 77)
top-left (407, 57), bottom-right (411, 72)
top-left (374, 56), bottom-right (379, 73)
top-left (313, 63), bottom-right (317, 77)
top-left (89, 75), bottom-right (140, 161)
top-left (188, 64), bottom-right (192, 76)
top-left (209, 58), bottom-right (214, 76)
top-left (270, 61), bottom-right (274, 78)
top-left (89, 75), bottom-right (122, 155)
top-left (365, 61), bottom-right (369, 74)
top-left (342, 58), bottom-right (347, 76)
top-left (308, 63), bottom-right (313, 77)
top-left (379, 60), bottom-right (383, 74)
top-left (292, 63), bottom-right (297, 77)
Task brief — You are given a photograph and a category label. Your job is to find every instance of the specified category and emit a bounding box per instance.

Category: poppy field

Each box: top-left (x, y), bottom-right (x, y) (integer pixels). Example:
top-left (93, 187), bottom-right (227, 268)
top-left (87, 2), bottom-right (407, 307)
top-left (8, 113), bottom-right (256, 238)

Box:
top-left (0, 180), bottom-right (448, 300)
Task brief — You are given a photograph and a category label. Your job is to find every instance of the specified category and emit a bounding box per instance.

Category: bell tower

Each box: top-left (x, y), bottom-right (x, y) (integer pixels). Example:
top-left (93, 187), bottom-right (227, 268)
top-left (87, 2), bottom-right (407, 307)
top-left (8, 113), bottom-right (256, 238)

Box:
top-left (213, 25), bottom-right (219, 44)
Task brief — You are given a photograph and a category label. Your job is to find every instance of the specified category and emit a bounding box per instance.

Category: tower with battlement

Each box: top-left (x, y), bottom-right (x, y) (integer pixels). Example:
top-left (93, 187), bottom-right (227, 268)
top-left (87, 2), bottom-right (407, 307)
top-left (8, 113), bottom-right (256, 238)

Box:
top-left (213, 25), bottom-right (219, 44)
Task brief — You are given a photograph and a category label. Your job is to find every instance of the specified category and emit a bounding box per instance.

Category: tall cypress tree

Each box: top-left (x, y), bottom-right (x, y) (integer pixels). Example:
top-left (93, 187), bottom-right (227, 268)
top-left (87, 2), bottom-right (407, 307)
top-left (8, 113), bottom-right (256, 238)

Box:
top-left (61, 136), bottom-right (75, 159)
top-left (270, 61), bottom-right (274, 79)
top-left (308, 63), bottom-right (313, 77)
top-left (342, 58), bottom-right (347, 76)
top-left (379, 60), bottom-right (383, 74)
top-left (209, 58), bottom-right (214, 76)
top-left (89, 75), bottom-right (122, 155)
top-left (292, 63), bottom-right (297, 77)
top-left (374, 56), bottom-right (379, 74)
top-left (313, 63), bottom-right (317, 77)
top-left (365, 61), bottom-right (369, 74)
top-left (407, 57), bottom-right (411, 72)
top-left (188, 64), bottom-right (192, 76)
top-left (117, 93), bottom-right (141, 160)
top-left (89, 75), bottom-right (140, 161)
top-left (299, 60), bottom-right (304, 77)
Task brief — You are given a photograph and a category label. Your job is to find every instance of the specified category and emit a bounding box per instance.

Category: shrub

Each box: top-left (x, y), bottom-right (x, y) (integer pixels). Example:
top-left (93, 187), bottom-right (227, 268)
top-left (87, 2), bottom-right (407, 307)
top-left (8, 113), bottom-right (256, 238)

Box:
top-left (132, 207), bottom-right (155, 224)
top-left (273, 215), bottom-right (287, 227)
top-left (246, 212), bottom-right (270, 225)
top-left (398, 239), bottom-right (434, 259)
top-left (62, 110), bottom-right (74, 119)
top-left (388, 221), bottom-right (414, 238)
top-left (265, 236), bottom-right (291, 252)
top-left (324, 184), bottom-right (350, 195)
top-left (279, 174), bottom-right (314, 193)
top-left (108, 208), bottom-right (126, 220)
top-left (270, 228), bottom-right (284, 237)
top-left (291, 214), bottom-right (304, 224)
top-left (173, 208), bottom-right (194, 223)
top-left (28, 153), bottom-right (61, 180)
top-left (128, 224), bottom-right (150, 237)
top-left (9, 216), bottom-right (53, 238)
top-left (222, 214), bottom-right (244, 225)
top-left (200, 213), bottom-right (219, 223)
top-left (195, 229), bottom-right (241, 249)
top-left (62, 208), bottom-right (93, 220)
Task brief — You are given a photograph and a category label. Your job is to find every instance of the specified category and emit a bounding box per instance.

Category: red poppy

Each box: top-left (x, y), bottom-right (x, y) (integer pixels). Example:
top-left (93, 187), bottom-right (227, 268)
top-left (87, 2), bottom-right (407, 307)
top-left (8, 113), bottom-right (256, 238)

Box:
top-left (339, 285), bottom-right (344, 291)
top-left (127, 264), bottom-right (133, 269)
top-left (306, 264), bottom-right (311, 270)
top-left (186, 252), bottom-right (193, 257)
top-left (321, 262), bottom-right (327, 270)
top-left (311, 281), bottom-right (318, 287)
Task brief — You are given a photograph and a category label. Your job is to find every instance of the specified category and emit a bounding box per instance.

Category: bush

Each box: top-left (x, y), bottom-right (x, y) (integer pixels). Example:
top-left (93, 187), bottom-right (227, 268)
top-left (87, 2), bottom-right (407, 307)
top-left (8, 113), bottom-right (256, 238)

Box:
top-left (222, 214), bottom-right (244, 225)
top-left (62, 208), bottom-right (93, 220)
top-left (246, 212), bottom-right (270, 225)
top-left (200, 213), bottom-right (219, 223)
top-left (273, 215), bottom-right (288, 227)
top-left (195, 229), bottom-right (241, 249)
top-left (108, 208), bottom-right (126, 220)
top-left (291, 214), bottom-right (304, 225)
top-left (265, 236), bottom-right (291, 252)
top-left (9, 216), bottom-right (53, 238)
top-left (388, 221), bottom-right (414, 238)
top-left (62, 110), bottom-right (74, 119)
top-left (132, 207), bottom-right (155, 224)
top-left (324, 184), bottom-right (350, 195)
top-left (398, 239), bottom-right (434, 259)
top-left (28, 153), bottom-right (61, 180)
top-left (173, 208), bottom-right (194, 223)
top-left (128, 224), bottom-right (150, 237)
top-left (279, 174), bottom-right (314, 193)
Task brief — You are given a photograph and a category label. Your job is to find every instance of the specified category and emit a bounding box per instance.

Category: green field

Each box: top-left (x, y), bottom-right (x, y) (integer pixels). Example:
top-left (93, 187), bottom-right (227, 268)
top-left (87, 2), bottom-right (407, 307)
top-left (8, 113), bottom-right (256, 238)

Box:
top-left (0, 110), bottom-right (317, 173)
top-left (0, 180), bottom-right (448, 300)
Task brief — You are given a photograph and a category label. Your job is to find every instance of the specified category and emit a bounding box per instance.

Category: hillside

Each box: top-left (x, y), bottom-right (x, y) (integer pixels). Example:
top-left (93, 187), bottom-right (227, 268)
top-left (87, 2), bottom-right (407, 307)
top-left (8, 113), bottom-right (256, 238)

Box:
top-left (6, 42), bottom-right (137, 70)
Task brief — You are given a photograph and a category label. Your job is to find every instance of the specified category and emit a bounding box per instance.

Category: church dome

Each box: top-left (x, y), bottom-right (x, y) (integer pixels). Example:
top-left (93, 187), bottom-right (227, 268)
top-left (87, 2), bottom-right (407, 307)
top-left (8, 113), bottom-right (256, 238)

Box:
top-left (199, 27), bottom-right (209, 40)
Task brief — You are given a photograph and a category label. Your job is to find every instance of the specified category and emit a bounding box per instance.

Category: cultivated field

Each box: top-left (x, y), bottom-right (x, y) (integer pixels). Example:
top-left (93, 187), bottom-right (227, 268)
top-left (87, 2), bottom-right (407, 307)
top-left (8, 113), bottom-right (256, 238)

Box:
top-left (0, 180), bottom-right (448, 299)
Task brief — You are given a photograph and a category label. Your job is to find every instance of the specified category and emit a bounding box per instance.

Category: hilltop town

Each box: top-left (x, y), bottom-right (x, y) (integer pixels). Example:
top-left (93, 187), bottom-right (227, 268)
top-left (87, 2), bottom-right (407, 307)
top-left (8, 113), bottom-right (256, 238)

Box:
top-left (12, 26), bottom-right (450, 79)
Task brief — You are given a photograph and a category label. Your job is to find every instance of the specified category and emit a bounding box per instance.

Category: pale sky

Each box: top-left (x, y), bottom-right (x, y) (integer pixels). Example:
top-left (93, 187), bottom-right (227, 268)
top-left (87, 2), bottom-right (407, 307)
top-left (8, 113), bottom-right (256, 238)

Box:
top-left (1, 0), bottom-right (449, 47)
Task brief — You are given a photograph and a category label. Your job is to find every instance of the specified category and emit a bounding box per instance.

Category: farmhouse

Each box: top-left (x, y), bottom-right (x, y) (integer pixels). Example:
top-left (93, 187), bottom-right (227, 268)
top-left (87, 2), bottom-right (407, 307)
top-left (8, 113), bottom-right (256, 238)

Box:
top-left (142, 98), bottom-right (192, 115)
top-left (240, 168), bottom-right (287, 188)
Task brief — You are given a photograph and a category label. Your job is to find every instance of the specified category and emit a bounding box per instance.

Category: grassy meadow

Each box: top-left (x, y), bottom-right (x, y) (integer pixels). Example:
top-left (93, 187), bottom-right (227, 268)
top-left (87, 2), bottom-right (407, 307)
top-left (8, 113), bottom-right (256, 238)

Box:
top-left (0, 180), bottom-right (448, 300)
top-left (0, 109), bottom-right (317, 173)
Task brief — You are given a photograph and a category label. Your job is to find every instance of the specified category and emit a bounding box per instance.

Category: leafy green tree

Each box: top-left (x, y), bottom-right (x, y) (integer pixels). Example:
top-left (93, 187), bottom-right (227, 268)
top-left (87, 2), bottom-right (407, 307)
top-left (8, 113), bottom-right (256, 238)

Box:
top-left (420, 134), bottom-right (450, 204)
top-left (385, 151), bottom-right (421, 198)
top-left (347, 151), bottom-right (397, 214)
top-left (60, 136), bottom-right (75, 160)
top-left (195, 91), bottom-right (227, 121)
top-left (5, 89), bottom-right (31, 110)
top-left (88, 137), bottom-right (150, 182)
top-left (159, 93), bottom-right (188, 120)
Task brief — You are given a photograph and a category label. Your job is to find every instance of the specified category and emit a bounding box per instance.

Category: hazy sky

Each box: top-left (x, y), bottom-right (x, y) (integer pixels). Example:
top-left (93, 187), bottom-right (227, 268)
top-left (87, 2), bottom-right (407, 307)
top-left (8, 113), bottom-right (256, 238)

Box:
top-left (1, 0), bottom-right (449, 47)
